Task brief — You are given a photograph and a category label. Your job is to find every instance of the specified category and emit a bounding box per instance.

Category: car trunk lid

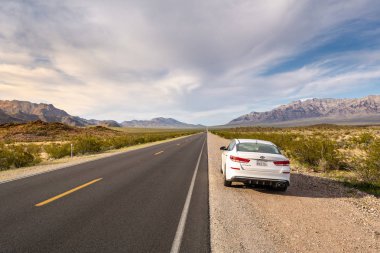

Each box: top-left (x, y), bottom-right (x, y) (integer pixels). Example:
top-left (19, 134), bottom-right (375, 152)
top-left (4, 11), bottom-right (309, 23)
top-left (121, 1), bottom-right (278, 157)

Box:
top-left (236, 151), bottom-right (288, 172)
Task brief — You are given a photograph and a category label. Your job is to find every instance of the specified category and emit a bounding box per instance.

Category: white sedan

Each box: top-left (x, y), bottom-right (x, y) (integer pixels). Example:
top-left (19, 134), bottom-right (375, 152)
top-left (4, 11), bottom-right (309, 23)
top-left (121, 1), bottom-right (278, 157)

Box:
top-left (220, 139), bottom-right (290, 191)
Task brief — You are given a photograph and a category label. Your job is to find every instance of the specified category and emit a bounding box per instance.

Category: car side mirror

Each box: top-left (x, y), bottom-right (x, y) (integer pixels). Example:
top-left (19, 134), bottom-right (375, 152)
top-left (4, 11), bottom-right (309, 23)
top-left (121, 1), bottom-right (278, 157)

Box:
top-left (220, 146), bottom-right (227, 150)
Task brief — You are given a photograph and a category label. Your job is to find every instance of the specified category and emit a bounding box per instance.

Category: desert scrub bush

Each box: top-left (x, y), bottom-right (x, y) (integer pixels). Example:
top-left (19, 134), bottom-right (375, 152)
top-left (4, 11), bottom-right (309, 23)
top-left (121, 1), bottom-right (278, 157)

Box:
top-left (287, 137), bottom-right (340, 171)
top-left (0, 142), bottom-right (13, 170)
top-left (12, 146), bottom-right (35, 168)
top-left (353, 140), bottom-right (380, 183)
top-left (350, 132), bottom-right (375, 146)
top-left (106, 136), bottom-right (131, 149)
top-left (9, 144), bottom-right (41, 168)
top-left (25, 143), bottom-right (42, 163)
top-left (0, 143), bottom-right (41, 170)
top-left (74, 135), bottom-right (104, 154)
top-left (44, 143), bottom-right (71, 159)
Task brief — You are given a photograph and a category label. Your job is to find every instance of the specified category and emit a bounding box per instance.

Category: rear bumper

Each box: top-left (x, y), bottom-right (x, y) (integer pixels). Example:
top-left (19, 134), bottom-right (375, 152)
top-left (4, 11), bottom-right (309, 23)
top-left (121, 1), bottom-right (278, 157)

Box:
top-left (231, 176), bottom-right (290, 186)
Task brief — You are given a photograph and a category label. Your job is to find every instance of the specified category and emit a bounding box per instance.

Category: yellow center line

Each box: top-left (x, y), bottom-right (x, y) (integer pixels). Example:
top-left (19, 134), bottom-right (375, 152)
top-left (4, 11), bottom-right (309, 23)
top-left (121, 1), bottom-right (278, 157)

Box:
top-left (154, 151), bottom-right (164, 155)
top-left (35, 178), bottom-right (103, 207)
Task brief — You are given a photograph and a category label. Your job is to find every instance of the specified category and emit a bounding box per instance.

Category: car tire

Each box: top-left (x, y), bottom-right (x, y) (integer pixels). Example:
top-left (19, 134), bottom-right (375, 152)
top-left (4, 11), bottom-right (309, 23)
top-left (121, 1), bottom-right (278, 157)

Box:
top-left (224, 172), bottom-right (232, 187)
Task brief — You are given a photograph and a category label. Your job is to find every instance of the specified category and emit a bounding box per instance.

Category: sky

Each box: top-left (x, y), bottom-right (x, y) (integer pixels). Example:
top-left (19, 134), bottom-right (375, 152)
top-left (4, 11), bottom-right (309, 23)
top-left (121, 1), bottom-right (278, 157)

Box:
top-left (0, 0), bottom-right (380, 125)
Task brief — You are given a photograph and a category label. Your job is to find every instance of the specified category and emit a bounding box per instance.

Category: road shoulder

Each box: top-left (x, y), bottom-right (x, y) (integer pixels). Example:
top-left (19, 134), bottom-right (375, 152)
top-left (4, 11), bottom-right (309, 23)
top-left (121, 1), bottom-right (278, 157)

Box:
top-left (208, 132), bottom-right (283, 252)
top-left (207, 132), bottom-right (380, 252)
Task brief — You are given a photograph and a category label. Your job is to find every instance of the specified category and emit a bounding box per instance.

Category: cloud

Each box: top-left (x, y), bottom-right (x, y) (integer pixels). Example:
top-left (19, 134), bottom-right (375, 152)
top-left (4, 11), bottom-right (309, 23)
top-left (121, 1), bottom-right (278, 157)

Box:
top-left (0, 0), bottom-right (379, 125)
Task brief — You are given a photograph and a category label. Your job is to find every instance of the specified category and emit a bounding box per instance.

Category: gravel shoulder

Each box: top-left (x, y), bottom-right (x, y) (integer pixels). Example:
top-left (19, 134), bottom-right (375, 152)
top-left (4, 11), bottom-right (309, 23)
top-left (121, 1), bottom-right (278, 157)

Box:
top-left (0, 135), bottom-right (191, 183)
top-left (208, 132), bottom-right (380, 253)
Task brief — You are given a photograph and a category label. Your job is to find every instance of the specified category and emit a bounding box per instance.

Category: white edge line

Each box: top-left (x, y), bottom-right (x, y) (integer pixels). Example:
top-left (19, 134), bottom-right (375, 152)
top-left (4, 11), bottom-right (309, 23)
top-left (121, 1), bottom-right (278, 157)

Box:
top-left (0, 134), bottom-right (199, 185)
top-left (170, 137), bottom-right (206, 253)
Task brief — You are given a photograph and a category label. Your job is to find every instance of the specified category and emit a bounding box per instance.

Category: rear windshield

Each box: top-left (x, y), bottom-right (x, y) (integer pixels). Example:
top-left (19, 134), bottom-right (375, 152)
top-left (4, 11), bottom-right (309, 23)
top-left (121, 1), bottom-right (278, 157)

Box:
top-left (236, 143), bottom-right (280, 154)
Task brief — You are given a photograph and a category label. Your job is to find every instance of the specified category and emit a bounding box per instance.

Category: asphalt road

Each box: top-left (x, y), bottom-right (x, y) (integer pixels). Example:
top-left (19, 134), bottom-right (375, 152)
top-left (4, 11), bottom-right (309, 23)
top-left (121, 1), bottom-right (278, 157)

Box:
top-left (0, 133), bottom-right (209, 253)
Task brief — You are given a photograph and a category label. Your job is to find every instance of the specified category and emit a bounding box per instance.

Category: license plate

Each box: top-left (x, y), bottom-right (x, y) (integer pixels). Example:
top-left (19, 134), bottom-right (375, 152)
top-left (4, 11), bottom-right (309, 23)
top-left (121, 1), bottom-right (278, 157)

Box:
top-left (257, 161), bottom-right (267, 166)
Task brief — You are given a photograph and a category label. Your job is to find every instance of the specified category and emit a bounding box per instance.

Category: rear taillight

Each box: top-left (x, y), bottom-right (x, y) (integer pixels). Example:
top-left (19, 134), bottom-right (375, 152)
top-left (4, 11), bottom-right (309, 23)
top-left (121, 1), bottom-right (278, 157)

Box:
top-left (230, 155), bottom-right (250, 163)
top-left (274, 160), bottom-right (290, 166)
top-left (230, 167), bottom-right (240, 170)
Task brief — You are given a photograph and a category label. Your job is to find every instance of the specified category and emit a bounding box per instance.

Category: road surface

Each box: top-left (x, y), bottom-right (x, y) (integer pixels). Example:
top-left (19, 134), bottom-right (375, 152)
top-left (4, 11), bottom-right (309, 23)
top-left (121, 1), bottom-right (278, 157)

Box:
top-left (0, 133), bottom-right (209, 253)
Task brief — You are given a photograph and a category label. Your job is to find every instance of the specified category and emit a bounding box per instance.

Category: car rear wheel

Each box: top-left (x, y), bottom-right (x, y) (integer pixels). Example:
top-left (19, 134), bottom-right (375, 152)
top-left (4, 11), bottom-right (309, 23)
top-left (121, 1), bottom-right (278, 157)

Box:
top-left (223, 172), bottom-right (232, 187)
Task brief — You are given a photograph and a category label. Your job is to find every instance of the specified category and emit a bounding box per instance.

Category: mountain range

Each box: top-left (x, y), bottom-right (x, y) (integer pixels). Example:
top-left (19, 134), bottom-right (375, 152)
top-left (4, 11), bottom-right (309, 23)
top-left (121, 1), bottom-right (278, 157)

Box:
top-left (1, 96), bottom-right (379, 128)
top-left (121, 117), bottom-right (204, 128)
top-left (0, 100), bottom-right (202, 128)
top-left (229, 95), bottom-right (380, 126)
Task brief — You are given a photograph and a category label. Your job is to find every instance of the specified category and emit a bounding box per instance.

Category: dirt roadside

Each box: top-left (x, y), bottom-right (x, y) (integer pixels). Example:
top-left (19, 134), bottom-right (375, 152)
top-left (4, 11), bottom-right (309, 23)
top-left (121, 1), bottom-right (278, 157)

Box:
top-left (208, 132), bottom-right (380, 253)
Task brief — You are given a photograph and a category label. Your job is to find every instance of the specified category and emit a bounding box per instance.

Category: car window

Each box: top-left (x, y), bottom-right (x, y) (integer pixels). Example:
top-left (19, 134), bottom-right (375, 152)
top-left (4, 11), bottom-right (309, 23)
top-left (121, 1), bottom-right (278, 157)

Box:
top-left (237, 143), bottom-right (280, 154)
top-left (227, 141), bottom-right (235, 151)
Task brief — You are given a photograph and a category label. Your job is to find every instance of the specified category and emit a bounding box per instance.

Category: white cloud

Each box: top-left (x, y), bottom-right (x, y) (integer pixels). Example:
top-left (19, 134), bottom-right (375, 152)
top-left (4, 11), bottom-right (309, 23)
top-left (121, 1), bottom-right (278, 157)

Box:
top-left (0, 0), bottom-right (379, 125)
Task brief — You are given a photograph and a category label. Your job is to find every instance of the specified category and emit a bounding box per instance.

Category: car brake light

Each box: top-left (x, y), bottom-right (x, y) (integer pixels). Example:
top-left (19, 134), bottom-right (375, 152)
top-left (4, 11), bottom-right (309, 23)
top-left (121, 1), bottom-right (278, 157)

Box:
top-left (230, 155), bottom-right (250, 163)
top-left (274, 160), bottom-right (290, 166)
top-left (230, 167), bottom-right (240, 170)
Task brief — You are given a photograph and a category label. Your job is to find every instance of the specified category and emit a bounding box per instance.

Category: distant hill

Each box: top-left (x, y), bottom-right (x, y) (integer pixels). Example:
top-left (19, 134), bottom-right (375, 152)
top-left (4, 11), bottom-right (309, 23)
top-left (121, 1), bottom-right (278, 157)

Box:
top-left (86, 119), bottom-right (121, 127)
top-left (228, 95), bottom-right (380, 126)
top-left (121, 117), bottom-right (204, 128)
top-left (0, 100), bottom-right (121, 127)
top-left (0, 100), bottom-right (202, 128)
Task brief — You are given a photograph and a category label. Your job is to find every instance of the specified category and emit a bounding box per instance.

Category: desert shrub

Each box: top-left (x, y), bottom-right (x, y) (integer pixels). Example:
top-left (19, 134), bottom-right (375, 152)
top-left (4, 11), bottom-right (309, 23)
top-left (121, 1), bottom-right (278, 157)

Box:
top-left (24, 144), bottom-right (42, 164)
top-left (74, 135), bottom-right (104, 154)
top-left (0, 143), bottom-right (13, 170)
top-left (353, 140), bottom-right (380, 183)
top-left (288, 137), bottom-right (339, 171)
top-left (0, 143), bottom-right (42, 169)
top-left (106, 136), bottom-right (129, 149)
top-left (45, 143), bottom-right (72, 159)
top-left (350, 132), bottom-right (375, 146)
top-left (11, 145), bottom-right (37, 168)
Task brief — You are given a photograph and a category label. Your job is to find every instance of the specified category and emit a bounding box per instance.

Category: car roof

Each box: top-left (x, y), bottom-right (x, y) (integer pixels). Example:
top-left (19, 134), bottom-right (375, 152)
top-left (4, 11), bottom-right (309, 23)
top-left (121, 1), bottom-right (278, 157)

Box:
top-left (235, 138), bottom-right (276, 146)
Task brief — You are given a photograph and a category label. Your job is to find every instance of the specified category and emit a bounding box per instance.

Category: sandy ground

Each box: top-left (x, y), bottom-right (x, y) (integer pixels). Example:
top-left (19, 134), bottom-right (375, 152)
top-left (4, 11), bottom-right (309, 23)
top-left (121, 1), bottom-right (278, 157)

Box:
top-left (208, 132), bottom-right (380, 253)
top-left (0, 135), bottom-right (191, 183)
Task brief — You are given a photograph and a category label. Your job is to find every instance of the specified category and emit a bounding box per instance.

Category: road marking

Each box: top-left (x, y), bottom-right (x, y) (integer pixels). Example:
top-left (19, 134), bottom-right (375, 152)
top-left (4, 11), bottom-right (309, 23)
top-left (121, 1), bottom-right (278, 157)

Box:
top-left (170, 138), bottom-right (206, 253)
top-left (154, 151), bottom-right (164, 155)
top-left (176, 143), bottom-right (181, 146)
top-left (35, 178), bottom-right (103, 207)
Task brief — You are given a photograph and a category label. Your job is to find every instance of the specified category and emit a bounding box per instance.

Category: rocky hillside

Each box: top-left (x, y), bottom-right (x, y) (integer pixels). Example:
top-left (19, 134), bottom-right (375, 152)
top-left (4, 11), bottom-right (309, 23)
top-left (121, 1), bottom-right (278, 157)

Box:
top-left (0, 100), bottom-right (120, 127)
top-left (121, 117), bottom-right (203, 128)
top-left (229, 95), bottom-right (380, 126)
